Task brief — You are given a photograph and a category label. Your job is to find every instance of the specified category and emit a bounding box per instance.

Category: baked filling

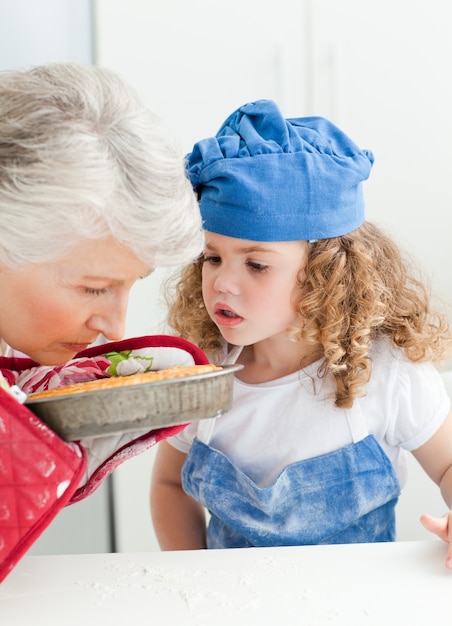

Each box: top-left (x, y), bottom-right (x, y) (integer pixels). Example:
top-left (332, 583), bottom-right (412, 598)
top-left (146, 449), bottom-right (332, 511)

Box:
top-left (28, 364), bottom-right (221, 400)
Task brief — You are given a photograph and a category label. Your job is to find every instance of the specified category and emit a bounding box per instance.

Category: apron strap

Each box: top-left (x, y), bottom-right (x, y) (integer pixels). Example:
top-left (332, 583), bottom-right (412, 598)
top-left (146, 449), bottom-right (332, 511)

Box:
top-left (197, 345), bottom-right (243, 444)
top-left (345, 399), bottom-right (369, 443)
top-left (222, 345), bottom-right (243, 365)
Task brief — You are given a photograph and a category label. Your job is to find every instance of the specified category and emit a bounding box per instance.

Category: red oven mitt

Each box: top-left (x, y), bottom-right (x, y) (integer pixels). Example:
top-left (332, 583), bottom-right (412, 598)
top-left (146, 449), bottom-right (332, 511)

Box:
top-left (0, 335), bottom-right (209, 582)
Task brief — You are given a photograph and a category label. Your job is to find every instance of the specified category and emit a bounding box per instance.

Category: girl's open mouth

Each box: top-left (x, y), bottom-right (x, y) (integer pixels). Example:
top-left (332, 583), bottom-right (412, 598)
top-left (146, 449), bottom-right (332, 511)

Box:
top-left (214, 304), bottom-right (244, 327)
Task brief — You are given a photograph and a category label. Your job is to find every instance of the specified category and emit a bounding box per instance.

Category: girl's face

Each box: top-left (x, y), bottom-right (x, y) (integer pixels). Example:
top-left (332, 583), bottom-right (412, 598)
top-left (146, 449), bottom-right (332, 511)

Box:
top-left (0, 237), bottom-right (150, 365)
top-left (202, 231), bottom-right (308, 347)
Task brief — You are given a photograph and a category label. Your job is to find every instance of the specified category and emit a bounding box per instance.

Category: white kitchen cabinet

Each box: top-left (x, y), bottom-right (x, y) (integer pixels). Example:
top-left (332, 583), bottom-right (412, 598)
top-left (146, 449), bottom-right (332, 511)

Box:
top-left (307, 0), bottom-right (452, 303)
top-left (0, 0), bottom-right (93, 70)
top-left (28, 480), bottom-right (114, 555)
top-left (94, 0), bottom-right (309, 151)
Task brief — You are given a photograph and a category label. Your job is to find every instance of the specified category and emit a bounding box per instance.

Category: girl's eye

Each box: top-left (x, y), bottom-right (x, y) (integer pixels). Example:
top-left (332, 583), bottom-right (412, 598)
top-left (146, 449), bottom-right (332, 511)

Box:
top-left (203, 254), bottom-right (221, 265)
top-left (247, 261), bottom-right (268, 273)
top-left (84, 287), bottom-right (108, 296)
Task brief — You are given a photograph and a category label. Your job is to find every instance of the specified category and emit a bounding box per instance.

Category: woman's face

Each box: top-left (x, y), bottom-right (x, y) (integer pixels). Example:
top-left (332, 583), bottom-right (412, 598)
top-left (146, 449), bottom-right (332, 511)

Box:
top-left (0, 237), bottom-right (151, 365)
top-left (201, 231), bottom-right (308, 347)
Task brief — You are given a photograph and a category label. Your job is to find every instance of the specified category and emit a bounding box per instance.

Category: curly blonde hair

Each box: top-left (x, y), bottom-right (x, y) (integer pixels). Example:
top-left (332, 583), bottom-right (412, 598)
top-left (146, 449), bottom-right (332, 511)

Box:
top-left (166, 222), bottom-right (452, 408)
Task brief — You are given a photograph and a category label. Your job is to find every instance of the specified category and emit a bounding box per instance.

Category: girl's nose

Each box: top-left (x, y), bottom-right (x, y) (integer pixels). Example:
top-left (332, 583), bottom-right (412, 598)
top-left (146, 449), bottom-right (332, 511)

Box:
top-left (213, 268), bottom-right (239, 296)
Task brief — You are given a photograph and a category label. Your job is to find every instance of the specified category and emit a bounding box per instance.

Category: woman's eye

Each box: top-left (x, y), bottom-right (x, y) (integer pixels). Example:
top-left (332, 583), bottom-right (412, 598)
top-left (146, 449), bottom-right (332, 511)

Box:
top-left (247, 261), bottom-right (268, 273)
top-left (84, 287), bottom-right (108, 296)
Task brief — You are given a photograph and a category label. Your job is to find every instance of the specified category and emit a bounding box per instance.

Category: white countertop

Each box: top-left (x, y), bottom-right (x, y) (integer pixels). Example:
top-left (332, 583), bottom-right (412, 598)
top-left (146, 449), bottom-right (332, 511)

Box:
top-left (1, 540), bottom-right (450, 625)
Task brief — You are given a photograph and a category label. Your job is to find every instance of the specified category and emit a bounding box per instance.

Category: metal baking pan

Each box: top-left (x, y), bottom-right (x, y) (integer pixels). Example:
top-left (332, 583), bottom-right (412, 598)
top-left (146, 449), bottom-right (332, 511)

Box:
top-left (25, 364), bottom-right (242, 441)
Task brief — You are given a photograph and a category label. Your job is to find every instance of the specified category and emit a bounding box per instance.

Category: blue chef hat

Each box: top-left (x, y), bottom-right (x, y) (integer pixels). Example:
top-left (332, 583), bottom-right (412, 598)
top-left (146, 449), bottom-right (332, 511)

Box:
top-left (186, 99), bottom-right (374, 241)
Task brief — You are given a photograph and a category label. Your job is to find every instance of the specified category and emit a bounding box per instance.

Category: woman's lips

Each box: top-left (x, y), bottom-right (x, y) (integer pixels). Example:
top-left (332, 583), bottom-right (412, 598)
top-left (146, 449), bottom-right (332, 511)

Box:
top-left (213, 303), bottom-right (244, 327)
top-left (61, 342), bottom-right (92, 353)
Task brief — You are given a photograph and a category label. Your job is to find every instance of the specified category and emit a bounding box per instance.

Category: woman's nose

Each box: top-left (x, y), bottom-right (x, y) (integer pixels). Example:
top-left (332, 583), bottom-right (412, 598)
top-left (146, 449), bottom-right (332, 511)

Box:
top-left (86, 299), bottom-right (128, 341)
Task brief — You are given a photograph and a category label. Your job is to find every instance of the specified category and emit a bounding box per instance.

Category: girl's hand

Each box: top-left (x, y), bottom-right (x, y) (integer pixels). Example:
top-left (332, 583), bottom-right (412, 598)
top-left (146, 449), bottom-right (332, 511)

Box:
top-left (420, 512), bottom-right (452, 569)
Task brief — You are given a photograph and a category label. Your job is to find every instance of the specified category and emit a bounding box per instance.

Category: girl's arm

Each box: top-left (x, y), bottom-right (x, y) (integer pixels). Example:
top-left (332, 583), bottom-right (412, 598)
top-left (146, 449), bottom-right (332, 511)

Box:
top-left (411, 410), bottom-right (452, 568)
top-left (150, 441), bottom-right (207, 550)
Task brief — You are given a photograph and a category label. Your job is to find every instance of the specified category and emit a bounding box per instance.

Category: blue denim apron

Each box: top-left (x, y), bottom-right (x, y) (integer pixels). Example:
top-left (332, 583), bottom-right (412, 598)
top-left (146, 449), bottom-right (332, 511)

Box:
top-left (181, 399), bottom-right (401, 548)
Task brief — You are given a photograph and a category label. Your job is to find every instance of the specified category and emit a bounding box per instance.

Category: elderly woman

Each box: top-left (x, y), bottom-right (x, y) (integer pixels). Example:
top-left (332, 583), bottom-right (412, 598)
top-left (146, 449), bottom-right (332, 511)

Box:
top-left (0, 62), bottom-right (204, 580)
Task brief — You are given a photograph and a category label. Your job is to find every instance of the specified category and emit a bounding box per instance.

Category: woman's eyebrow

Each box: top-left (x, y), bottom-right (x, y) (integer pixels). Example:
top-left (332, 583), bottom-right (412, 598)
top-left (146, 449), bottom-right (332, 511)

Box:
top-left (81, 267), bottom-right (153, 281)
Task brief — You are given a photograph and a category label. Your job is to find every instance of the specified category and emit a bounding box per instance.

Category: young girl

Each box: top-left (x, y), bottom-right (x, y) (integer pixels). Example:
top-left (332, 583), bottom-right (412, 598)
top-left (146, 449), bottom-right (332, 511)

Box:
top-left (150, 99), bottom-right (452, 566)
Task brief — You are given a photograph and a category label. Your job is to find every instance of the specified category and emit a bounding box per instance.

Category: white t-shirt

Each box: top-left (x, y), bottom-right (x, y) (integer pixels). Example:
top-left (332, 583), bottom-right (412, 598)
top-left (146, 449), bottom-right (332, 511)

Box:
top-left (169, 339), bottom-right (451, 488)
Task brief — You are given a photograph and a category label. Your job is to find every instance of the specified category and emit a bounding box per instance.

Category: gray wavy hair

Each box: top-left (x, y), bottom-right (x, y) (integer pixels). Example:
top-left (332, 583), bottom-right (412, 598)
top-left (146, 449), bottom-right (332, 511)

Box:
top-left (0, 62), bottom-right (204, 268)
